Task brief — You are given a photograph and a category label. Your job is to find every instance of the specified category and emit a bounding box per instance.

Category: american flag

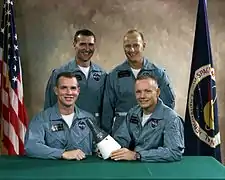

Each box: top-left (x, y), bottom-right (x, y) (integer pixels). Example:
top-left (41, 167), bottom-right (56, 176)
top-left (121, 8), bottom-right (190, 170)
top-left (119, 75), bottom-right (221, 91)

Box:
top-left (0, 0), bottom-right (28, 155)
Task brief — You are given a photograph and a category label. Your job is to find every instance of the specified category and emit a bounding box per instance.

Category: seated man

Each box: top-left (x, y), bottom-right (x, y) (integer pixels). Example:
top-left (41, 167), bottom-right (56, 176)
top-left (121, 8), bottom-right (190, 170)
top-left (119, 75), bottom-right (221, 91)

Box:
top-left (111, 74), bottom-right (184, 162)
top-left (25, 72), bottom-right (96, 160)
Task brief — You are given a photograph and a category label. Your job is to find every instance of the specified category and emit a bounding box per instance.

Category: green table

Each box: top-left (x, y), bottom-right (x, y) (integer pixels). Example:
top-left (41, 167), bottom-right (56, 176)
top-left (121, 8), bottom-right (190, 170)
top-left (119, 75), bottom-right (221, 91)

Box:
top-left (0, 155), bottom-right (224, 180)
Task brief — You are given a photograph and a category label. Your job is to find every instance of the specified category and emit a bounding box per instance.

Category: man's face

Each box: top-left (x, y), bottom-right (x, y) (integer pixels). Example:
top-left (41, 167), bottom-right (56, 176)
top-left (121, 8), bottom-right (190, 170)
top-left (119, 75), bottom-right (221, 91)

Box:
top-left (135, 78), bottom-right (160, 110)
top-left (54, 76), bottom-right (80, 108)
top-left (74, 35), bottom-right (95, 62)
top-left (123, 32), bottom-right (145, 63)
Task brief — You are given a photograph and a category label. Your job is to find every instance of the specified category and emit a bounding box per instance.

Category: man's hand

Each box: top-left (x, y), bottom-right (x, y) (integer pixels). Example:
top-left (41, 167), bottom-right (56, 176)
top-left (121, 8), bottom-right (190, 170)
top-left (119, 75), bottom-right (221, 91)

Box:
top-left (62, 149), bottom-right (86, 160)
top-left (110, 148), bottom-right (137, 161)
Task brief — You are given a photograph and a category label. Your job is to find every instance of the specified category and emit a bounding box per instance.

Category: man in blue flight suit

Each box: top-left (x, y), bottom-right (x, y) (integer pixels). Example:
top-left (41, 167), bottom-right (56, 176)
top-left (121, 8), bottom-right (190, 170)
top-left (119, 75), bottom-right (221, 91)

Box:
top-left (44, 29), bottom-right (107, 126)
top-left (25, 72), bottom-right (96, 160)
top-left (102, 29), bottom-right (175, 135)
top-left (110, 74), bottom-right (184, 162)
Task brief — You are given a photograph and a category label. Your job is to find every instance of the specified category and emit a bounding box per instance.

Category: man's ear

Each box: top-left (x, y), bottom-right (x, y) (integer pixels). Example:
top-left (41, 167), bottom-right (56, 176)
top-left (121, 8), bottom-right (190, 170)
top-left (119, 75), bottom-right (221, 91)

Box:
top-left (53, 86), bottom-right (58, 96)
top-left (143, 42), bottom-right (146, 49)
top-left (156, 88), bottom-right (160, 97)
top-left (77, 86), bottom-right (81, 95)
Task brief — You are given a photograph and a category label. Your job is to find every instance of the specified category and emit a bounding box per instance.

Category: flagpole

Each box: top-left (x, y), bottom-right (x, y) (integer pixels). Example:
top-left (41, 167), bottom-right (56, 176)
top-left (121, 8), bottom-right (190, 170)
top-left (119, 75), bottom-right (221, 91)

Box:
top-left (0, 0), bottom-right (6, 156)
top-left (0, 119), bottom-right (3, 154)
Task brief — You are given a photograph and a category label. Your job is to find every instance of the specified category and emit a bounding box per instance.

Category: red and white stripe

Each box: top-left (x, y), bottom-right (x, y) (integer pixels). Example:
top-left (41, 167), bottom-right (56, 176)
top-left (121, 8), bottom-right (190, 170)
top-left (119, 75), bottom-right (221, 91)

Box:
top-left (0, 47), bottom-right (27, 155)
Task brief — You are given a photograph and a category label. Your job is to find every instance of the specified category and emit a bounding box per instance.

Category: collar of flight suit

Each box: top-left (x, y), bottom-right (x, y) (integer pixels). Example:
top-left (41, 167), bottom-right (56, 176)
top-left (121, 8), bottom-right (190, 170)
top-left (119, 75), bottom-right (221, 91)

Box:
top-left (68, 57), bottom-right (103, 73)
top-left (120, 57), bottom-right (156, 71)
top-left (142, 57), bottom-right (157, 70)
top-left (53, 58), bottom-right (104, 86)
top-left (49, 104), bottom-right (88, 121)
top-left (132, 98), bottom-right (165, 121)
top-left (149, 98), bottom-right (166, 120)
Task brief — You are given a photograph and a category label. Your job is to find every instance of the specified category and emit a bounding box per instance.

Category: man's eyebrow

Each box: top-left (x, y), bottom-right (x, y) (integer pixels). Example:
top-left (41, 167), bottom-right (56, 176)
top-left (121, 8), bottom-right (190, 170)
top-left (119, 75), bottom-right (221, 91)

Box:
top-left (59, 85), bottom-right (78, 87)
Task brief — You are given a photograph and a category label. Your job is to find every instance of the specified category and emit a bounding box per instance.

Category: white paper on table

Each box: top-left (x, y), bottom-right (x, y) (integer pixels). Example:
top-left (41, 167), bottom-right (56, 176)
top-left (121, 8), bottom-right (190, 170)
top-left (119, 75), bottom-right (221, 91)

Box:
top-left (97, 135), bottom-right (121, 159)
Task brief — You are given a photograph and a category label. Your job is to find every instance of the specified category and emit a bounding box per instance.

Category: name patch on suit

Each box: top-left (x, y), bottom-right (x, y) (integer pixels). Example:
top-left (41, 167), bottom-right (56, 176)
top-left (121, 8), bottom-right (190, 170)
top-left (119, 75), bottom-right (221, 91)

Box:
top-left (51, 123), bottom-right (64, 132)
top-left (118, 70), bottom-right (131, 78)
top-left (130, 115), bottom-right (139, 124)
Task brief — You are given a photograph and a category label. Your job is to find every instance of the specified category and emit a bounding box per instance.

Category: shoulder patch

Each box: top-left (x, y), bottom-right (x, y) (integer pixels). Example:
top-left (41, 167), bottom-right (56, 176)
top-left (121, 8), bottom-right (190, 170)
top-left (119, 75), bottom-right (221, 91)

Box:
top-left (92, 72), bottom-right (101, 81)
top-left (78, 121), bottom-right (86, 130)
top-left (140, 71), bottom-right (152, 77)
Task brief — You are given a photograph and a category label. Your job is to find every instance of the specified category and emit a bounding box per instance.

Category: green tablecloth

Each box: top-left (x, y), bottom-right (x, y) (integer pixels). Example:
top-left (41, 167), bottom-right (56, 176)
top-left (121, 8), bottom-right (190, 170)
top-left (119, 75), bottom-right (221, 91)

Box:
top-left (0, 155), bottom-right (224, 180)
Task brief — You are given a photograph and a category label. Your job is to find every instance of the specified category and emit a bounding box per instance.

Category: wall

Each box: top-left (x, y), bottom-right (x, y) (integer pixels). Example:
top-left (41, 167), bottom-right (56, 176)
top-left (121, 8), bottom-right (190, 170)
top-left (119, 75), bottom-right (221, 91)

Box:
top-left (12, 0), bottom-right (225, 162)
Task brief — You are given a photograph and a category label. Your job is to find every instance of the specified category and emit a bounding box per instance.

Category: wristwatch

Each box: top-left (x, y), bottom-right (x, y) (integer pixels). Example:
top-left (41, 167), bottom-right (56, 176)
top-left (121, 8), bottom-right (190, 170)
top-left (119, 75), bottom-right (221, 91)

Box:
top-left (135, 152), bottom-right (141, 161)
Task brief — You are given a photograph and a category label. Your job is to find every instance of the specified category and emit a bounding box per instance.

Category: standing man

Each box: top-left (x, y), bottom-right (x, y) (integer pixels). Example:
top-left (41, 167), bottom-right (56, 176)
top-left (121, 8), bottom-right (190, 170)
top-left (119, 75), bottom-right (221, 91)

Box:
top-left (110, 74), bottom-right (184, 162)
top-left (44, 29), bottom-right (107, 126)
top-left (25, 72), bottom-right (96, 160)
top-left (102, 29), bottom-right (175, 134)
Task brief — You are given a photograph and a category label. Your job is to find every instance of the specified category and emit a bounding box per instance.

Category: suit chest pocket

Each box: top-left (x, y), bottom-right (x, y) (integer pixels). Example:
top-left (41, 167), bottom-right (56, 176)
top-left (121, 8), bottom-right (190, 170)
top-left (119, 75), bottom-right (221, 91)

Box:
top-left (88, 76), bottom-right (105, 93)
top-left (117, 76), bottom-right (134, 97)
top-left (70, 122), bottom-right (90, 145)
top-left (142, 120), bottom-right (164, 147)
top-left (45, 129), bottom-right (67, 148)
top-left (129, 123), bottom-right (141, 141)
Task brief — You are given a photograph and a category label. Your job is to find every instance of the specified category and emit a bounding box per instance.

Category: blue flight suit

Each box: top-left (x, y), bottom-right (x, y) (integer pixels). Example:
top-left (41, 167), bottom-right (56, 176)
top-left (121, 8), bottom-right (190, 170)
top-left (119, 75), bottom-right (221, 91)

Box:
top-left (102, 58), bottom-right (175, 134)
top-left (24, 104), bottom-right (96, 159)
top-left (44, 58), bottom-right (107, 126)
top-left (113, 99), bottom-right (184, 162)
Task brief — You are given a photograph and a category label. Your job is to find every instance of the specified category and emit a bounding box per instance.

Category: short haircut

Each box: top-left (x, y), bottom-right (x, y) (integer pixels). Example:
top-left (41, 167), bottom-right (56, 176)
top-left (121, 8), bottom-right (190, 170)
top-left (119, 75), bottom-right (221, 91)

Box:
top-left (136, 74), bottom-right (159, 88)
top-left (124, 29), bottom-right (144, 41)
top-left (55, 72), bottom-right (79, 87)
top-left (73, 29), bottom-right (96, 43)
